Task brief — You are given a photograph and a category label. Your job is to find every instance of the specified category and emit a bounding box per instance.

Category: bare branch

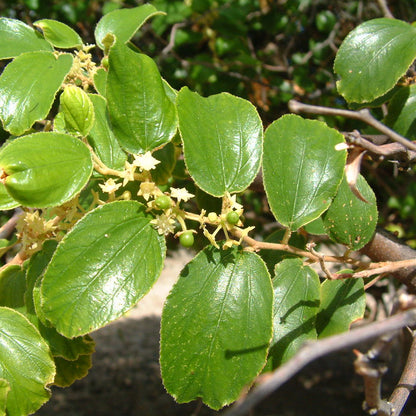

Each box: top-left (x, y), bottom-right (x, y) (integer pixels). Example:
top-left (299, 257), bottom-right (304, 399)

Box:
top-left (221, 310), bottom-right (416, 416)
top-left (389, 333), bottom-right (416, 415)
top-left (289, 100), bottom-right (416, 152)
top-left (377, 0), bottom-right (395, 18)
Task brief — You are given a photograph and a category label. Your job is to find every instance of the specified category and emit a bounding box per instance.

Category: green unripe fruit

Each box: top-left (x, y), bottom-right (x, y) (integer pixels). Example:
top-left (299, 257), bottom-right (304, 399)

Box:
top-left (155, 195), bottom-right (172, 210)
top-left (226, 211), bottom-right (240, 225)
top-left (179, 231), bottom-right (194, 247)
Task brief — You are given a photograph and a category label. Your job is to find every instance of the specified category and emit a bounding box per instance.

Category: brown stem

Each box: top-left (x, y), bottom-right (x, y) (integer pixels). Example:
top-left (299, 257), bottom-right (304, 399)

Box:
top-left (221, 310), bottom-right (416, 416)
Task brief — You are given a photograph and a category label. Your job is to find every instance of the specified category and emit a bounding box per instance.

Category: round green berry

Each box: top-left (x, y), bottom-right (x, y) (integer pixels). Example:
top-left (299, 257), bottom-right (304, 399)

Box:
top-left (155, 195), bottom-right (171, 210)
top-left (226, 211), bottom-right (240, 225)
top-left (315, 10), bottom-right (336, 33)
top-left (179, 231), bottom-right (194, 248)
top-left (101, 56), bottom-right (109, 69)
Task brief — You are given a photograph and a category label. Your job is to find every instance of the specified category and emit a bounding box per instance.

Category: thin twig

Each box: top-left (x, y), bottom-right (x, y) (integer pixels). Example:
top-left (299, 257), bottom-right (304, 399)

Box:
top-left (353, 259), bottom-right (416, 279)
top-left (389, 333), bottom-right (416, 415)
top-left (289, 100), bottom-right (416, 152)
top-left (222, 310), bottom-right (416, 416)
top-left (377, 0), bottom-right (394, 18)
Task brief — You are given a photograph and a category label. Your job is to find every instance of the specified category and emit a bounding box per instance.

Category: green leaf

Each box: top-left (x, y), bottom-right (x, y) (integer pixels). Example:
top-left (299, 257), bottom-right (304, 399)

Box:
top-left (59, 86), bottom-right (95, 137)
top-left (0, 18), bottom-right (53, 59)
top-left (93, 68), bottom-right (107, 96)
top-left (0, 307), bottom-right (55, 416)
top-left (53, 354), bottom-right (92, 387)
top-left (40, 201), bottom-right (165, 337)
top-left (106, 41), bottom-right (178, 153)
top-left (0, 132), bottom-right (93, 208)
top-left (384, 85), bottom-right (416, 139)
top-left (0, 183), bottom-right (19, 210)
top-left (88, 94), bottom-right (126, 170)
top-left (303, 216), bottom-right (326, 235)
top-left (160, 246), bottom-right (273, 410)
top-left (95, 4), bottom-right (165, 49)
top-left (266, 259), bottom-right (320, 370)
top-left (263, 114), bottom-right (346, 231)
top-left (259, 229), bottom-right (306, 274)
top-left (334, 18), bottom-right (416, 103)
top-left (152, 142), bottom-right (176, 185)
top-left (177, 87), bottom-right (263, 197)
top-left (0, 379), bottom-right (10, 416)
top-left (34, 19), bottom-right (83, 49)
top-left (316, 278), bottom-right (365, 338)
top-left (0, 265), bottom-right (26, 309)
top-left (323, 175), bottom-right (377, 250)
top-left (0, 51), bottom-right (73, 136)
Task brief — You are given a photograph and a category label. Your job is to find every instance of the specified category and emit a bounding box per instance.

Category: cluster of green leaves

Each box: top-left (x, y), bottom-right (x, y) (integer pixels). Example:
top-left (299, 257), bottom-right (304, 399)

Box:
top-left (0, 4), bottom-right (415, 415)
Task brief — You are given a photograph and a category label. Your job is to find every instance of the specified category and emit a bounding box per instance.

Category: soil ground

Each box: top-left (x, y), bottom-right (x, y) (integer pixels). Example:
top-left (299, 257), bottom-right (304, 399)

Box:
top-left (36, 249), bottom-right (416, 416)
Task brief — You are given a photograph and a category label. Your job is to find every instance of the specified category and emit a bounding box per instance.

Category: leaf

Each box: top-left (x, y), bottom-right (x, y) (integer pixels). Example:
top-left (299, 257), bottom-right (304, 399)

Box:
top-left (160, 246), bottom-right (273, 410)
top-left (106, 41), bottom-right (178, 153)
top-left (266, 259), bottom-right (320, 370)
top-left (0, 379), bottom-right (10, 416)
top-left (323, 175), bottom-right (378, 250)
top-left (95, 4), bottom-right (165, 49)
top-left (0, 265), bottom-right (26, 309)
top-left (258, 229), bottom-right (306, 274)
top-left (53, 354), bottom-right (92, 387)
top-left (88, 94), bottom-right (126, 170)
top-left (59, 86), bottom-right (95, 137)
top-left (263, 114), bottom-right (346, 231)
top-left (40, 201), bottom-right (165, 337)
top-left (0, 307), bottom-right (55, 416)
top-left (0, 132), bottom-right (93, 208)
top-left (0, 183), bottom-right (19, 210)
top-left (34, 19), bottom-right (83, 49)
top-left (93, 67), bottom-right (107, 97)
top-left (334, 18), bottom-right (416, 103)
top-left (316, 278), bottom-right (365, 338)
top-left (0, 51), bottom-right (73, 136)
top-left (0, 18), bottom-right (53, 59)
top-left (152, 142), bottom-right (176, 185)
top-left (384, 85), bottom-right (416, 140)
top-left (177, 87), bottom-right (263, 197)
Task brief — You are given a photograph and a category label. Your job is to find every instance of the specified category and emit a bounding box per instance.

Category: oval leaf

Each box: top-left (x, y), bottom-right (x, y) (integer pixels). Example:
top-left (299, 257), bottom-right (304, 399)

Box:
top-left (95, 4), bottom-right (164, 49)
top-left (106, 41), bottom-right (178, 153)
top-left (0, 18), bottom-right (53, 59)
top-left (178, 87), bottom-right (263, 197)
top-left (160, 246), bottom-right (273, 410)
top-left (0, 183), bottom-right (19, 211)
top-left (0, 132), bottom-right (93, 208)
top-left (323, 175), bottom-right (378, 250)
top-left (263, 114), bottom-right (346, 231)
top-left (316, 278), bottom-right (365, 338)
top-left (88, 94), bottom-right (126, 170)
top-left (34, 19), bottom-right (83, 49)
top-left (266, 258), bottom-right (320, 370)
top-left (0, 51), bottom-right (73, 136)
top-left (384, 85), bottom-right (416, 140)
top-left (0, 265), bottom-right (26, 309)
top-left (40, 201), bottom-right (165, 337)
top-left (335, 18), bottom-right (416, 103)
top-left (60, 86), bottom-right (95, 137)
top-left (0, 307), bottom-right (55, 416)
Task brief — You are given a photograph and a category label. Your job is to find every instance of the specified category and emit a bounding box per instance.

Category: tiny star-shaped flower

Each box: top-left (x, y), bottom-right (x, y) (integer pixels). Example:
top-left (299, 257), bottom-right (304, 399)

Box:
top-left (99, 178), bottom-right (122, 194)
top-left (137, 181), bottom-right (161, 201)
top-left (133, 151), bottom-right (160, 171)
top-left (170, 187), bottom-right (195, 203)
top-left (150, 213), bottom-right (175, 235)
top-left (120, 161), bottom-right (136, 186)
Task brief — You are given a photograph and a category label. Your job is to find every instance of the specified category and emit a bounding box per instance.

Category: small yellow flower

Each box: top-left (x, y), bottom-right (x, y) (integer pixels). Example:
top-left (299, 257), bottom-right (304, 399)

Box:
top-left (170, 187), bottom-right (194, 203)
top-left (203, 227), bottom-right (220, 249)
top-left (133, 151), bottom-right (160, 171)
top-left (151, 213), bottom-right (176, 235)
top-left (99, 178), bottom-right (122, 194)
top-left (120, 161), bottom-right (136, 186)
top-left (137, 181), bottom-right (161, 201)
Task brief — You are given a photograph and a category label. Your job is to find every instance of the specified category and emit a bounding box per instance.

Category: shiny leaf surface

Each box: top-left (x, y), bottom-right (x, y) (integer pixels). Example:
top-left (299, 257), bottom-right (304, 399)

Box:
top-left (335, 18), bottom-right (416, 103)
top-left (160, 246), bottom-right (273, 410)
top-left (263, 114), bottom-right (346, 231)
top-left (40, 201), bottom-right (165, 337)
top-left (34, 19), bottom-right (82, 49)
top-left (177, 87), bottom-right (263, 197)
top-left (0, 52), bottom-right (73, 136)
top-left (0, 132), bottom-right (93, 208)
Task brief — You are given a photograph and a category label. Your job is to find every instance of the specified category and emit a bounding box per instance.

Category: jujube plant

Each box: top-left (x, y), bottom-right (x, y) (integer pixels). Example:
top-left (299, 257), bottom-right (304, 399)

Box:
top-left (0, 5), bottom-right (415, 416)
